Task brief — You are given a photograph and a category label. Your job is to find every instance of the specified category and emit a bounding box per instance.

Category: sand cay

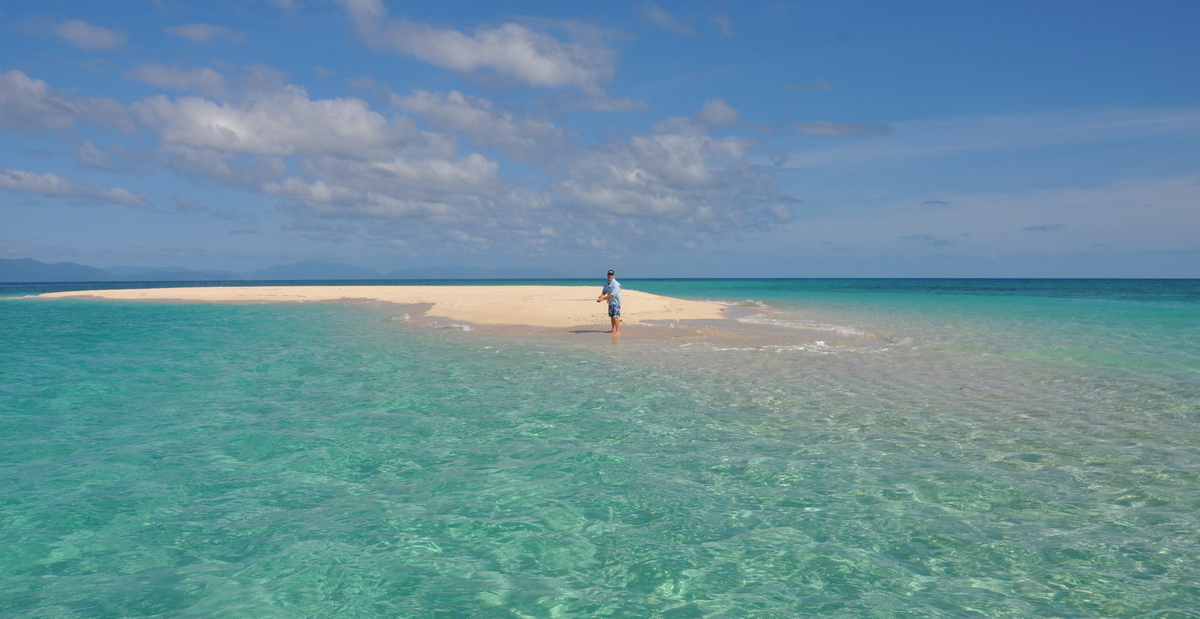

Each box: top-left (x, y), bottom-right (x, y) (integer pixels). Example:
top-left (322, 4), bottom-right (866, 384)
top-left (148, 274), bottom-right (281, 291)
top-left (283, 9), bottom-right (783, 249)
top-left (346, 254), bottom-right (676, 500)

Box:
top-left (32, 285), bottom-right (731, 331)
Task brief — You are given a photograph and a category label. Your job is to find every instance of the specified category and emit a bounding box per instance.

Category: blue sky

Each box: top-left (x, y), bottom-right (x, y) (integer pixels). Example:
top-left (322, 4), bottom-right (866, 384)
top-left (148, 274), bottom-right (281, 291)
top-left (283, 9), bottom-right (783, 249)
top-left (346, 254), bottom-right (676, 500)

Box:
top-left (2, 0), bottom-right (1198, 277)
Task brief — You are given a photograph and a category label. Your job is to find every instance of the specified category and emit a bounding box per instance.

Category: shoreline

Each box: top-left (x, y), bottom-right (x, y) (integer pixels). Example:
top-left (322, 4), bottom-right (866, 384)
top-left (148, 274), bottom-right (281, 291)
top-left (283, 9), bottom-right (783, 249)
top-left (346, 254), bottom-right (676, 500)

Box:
top-left (27, 285), bottom-right (734, 332)
top-left (21, 284), bottom-right (863, 349)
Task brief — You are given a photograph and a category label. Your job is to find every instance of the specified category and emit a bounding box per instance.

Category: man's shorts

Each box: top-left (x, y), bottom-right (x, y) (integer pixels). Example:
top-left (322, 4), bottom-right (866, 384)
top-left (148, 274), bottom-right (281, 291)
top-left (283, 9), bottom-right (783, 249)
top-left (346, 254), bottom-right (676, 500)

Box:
top-left (608, 302), bottom-right (621, 318)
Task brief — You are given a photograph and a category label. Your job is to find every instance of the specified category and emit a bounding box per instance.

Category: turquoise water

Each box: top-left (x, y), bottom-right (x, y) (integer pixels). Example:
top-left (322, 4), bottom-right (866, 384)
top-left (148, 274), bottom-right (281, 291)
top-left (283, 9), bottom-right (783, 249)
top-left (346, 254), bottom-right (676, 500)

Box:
top-left (2, 280), bottom-right (1199, 617)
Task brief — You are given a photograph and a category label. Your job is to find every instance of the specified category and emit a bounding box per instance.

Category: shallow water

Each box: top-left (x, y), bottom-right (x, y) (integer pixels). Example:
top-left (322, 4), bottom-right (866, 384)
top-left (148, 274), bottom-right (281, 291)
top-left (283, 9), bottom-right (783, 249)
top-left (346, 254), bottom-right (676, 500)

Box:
top-left (2, 280), bottom-right (1198, 617)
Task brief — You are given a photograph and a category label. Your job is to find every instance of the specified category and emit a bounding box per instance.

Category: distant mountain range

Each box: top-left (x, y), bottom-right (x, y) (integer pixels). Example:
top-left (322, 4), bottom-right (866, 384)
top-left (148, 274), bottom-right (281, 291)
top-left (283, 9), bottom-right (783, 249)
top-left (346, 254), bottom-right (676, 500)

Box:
top-left (0, 258), bottom-right (570, 283)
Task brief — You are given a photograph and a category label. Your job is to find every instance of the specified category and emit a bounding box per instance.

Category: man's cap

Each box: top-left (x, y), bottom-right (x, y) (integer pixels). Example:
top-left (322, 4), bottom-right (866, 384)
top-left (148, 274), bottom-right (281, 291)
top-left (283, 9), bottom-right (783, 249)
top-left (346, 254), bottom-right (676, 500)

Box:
top-left (607, 270), bottom-right (615, 276)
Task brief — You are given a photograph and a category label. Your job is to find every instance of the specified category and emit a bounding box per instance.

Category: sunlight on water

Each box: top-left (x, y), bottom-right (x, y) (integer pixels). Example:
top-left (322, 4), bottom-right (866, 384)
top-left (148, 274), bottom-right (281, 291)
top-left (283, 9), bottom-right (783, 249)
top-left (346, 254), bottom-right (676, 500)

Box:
top-left (2, 281), bottom-right (1198, 617)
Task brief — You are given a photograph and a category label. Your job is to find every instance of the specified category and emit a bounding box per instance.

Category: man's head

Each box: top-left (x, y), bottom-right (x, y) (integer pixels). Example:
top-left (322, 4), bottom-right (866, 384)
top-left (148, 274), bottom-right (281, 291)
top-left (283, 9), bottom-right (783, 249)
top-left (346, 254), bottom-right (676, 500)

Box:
top-left (607, 269), bottom-right (615, 280)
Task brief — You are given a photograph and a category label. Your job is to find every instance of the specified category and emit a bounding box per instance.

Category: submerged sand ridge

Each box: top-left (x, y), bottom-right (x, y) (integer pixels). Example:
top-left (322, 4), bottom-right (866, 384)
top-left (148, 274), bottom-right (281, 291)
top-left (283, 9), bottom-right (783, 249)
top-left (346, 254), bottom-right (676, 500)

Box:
top-left (31, 285), bottom-right (729, 330)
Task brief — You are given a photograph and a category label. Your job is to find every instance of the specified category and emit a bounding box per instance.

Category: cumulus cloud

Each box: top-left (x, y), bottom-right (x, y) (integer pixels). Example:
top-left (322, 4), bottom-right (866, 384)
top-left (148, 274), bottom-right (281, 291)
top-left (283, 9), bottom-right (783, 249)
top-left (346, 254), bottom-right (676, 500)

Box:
top-left (1, 61), bottom-right (787, 254)
top-left (164, 23), bottom-right (244, 44)
top-left (792, 121), bottom-right (892, 137)
top-left (337, 0), bottom-right (616, 94)
top-left (261, 111), bottom-right (791, 253)
top-left (697, 99), bottom-right (740, 127)
top-left (653, 98), bottom-right (741, 134)
top-left (562, 133), bottom-right (748, 215)
top-left (125, 63), bottom-right (227, 98)
top-left (132, 85), bottom-right (451, 159)
top-left (75, 141), bottom-right (119, 170)
top-left (54, 20), bottom-right (125, 51)
top-left (0, 70), bottom-right (134, 134)
top-left (156, 144), bottom-right (288, 188)
top-left (0, 169), bottom-right (147, 207)
top-left (641, 3), bottom-right (694, 36)
top-left (558, 130), bottom-right (790, 235)
top-left (0, 70), bottom-right (76, 132)
top-left (272, 152), bottom-right (495, 199)
top-left (268, 153), bottom-right (510, 234)
top-left (119, 76), bottom-right (529, 237)
top-left (394, 90), bottom-right (566, 160)
top-left (156, 145), bottom-right (250, 185)
top-left (149, 80), bottom-right (792, 251)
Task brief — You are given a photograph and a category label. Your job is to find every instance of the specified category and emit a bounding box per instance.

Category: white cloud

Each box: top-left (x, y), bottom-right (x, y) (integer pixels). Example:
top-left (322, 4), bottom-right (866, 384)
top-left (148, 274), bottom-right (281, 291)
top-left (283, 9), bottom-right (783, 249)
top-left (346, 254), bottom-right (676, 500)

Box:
top-left (0, 70), bottom-right (134, 134)
top-left (565, 134), bottom-right (748, 206)
top-left (115, 74), bottom-right (533, 240)
top-left (125, 64), bottom-right (227, 98)
top-left (0, 70), bottom-right (77, 132)
top-left (163, 83), bottom-right (791, 250)
top-left (269, 153), bottom-right (504, 227)
top-left (653, 98), bottom-right (741, 134)
top-left (697, 99), bottom-right (740, 128)
top-left (164, 23), bottom-right (243, 43)
top-left (132, 85), bottom-right (451, 158)
top-left (284, 153), bottom-right (499, 205)
top-left (395, 90), bottom-right (565, 160)
top-left (157, 145), bottom-right (249, 185)
top-left (0, 169), bottom-right (147, 207)
top-left (641, 3), bottom-right (694, 36)
top-left (75, 141), bottom-right (118, 170)
top-left (3, 55), bottom-right (784, 253)
top-left (337, 0), bottom-right (616, 93)
top-left (54, 20), bottom-right (126, 51)
top-left (792, 121), bottom-right (892, 137)
top-left (563, 94), bottom-right (648, 112)
top-left (558, 131), bottom-right (790, 235)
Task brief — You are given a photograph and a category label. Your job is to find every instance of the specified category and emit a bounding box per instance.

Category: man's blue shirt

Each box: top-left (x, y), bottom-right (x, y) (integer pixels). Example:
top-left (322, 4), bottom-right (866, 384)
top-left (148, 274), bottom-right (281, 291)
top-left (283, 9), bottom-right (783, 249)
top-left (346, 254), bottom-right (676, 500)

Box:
top-left (603, 279), bottom-right (621, 306)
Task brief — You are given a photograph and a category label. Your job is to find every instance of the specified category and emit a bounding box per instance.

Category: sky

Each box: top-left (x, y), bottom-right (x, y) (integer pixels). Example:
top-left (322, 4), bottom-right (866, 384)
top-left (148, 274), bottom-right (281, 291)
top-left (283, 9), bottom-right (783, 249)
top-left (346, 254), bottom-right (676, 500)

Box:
top-left (2, 0), bottom-right (1198, 277)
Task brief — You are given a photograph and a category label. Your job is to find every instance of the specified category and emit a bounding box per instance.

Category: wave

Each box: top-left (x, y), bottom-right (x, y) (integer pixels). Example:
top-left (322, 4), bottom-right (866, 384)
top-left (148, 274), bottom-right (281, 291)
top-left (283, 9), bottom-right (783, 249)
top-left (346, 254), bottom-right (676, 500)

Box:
top-left (678, 340), bottom-right (839, 354)
top-left (704, 299), bottom-right (771, 309)
top-left (734, 312), bottom-right (872, 338)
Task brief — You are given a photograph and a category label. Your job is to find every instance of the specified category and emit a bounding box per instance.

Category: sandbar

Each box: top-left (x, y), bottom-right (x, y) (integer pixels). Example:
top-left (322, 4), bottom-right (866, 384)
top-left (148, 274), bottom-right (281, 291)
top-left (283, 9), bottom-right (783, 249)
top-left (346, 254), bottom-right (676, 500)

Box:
top-left (30, 285), bottom-right (730, 331)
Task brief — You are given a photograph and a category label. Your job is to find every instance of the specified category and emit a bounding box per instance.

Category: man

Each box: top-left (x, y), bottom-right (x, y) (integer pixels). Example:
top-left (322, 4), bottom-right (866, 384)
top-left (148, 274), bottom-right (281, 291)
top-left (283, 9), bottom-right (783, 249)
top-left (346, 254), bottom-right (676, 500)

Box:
top-left (596, 269), bottom-right (621, 335)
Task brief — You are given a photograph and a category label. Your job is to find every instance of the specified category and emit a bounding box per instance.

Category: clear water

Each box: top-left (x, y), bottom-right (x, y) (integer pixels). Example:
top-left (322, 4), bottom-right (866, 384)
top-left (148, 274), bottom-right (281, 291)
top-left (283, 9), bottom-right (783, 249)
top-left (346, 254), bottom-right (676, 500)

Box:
top-left (2, 280), bottom-right (1198, 617)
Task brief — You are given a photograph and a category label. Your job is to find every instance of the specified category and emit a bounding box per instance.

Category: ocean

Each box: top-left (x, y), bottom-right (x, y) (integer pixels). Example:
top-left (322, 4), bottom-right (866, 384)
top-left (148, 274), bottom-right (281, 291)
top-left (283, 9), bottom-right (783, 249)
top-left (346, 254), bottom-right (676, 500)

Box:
top-left (2, 279), bottom-right (1198, 617)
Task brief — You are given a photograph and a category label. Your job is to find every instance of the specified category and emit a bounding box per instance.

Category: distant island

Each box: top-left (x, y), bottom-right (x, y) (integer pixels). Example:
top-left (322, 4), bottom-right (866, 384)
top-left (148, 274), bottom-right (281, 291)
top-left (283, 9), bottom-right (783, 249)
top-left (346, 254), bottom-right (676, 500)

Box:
top-left (0, 258), bottom-right (570, 283)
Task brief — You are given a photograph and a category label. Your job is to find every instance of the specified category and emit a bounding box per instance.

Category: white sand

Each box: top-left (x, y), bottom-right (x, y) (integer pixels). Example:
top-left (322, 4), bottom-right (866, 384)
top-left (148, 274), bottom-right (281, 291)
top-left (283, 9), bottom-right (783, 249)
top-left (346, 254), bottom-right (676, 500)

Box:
top-left (32, 285), bottom-right (728, 329)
